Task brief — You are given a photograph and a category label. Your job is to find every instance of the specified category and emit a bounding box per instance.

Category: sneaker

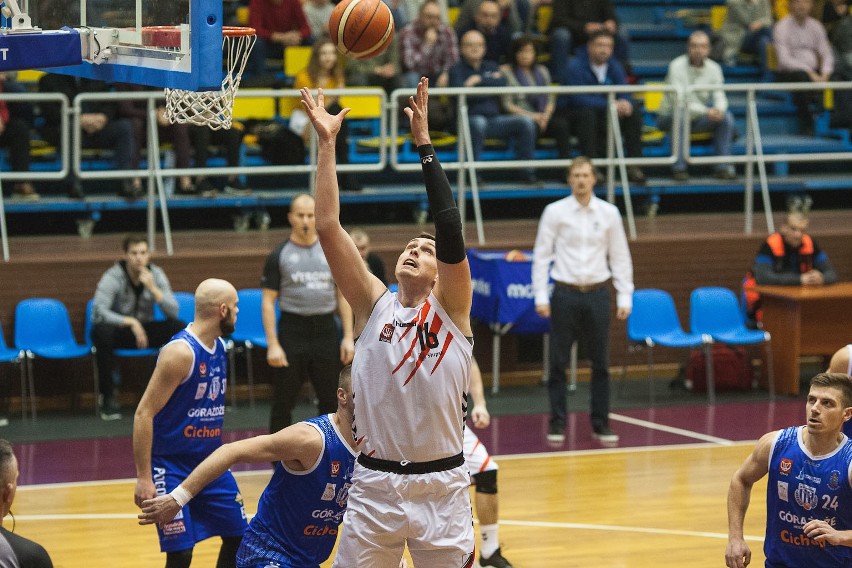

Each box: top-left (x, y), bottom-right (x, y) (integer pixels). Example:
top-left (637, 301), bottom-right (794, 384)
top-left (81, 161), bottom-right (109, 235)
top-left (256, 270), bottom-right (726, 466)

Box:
top-left (119, 180), bottom-right (144, 200)
top-left (480, 547), bottom-right (513, 568)
top-left (592, 425), bottom-right (619, 443)
top-left (714, 168), bottom-right (736, 181)
top-left (193, 178), bottom-right (218, 198)
top-left (100, 398), bottom-right (122, 421)
top-left (0, 416), bottom-right (9, 427)
top-left (626, 166), bottom-right (646, 185)
top-left (68, 181), bottom-right (85, 199)
top-left (12, 182), bottom-right (40, 201)
top-left (547, 421), bottom-right (565, 443)
top-left (223, 179), bottom-right (252, 196)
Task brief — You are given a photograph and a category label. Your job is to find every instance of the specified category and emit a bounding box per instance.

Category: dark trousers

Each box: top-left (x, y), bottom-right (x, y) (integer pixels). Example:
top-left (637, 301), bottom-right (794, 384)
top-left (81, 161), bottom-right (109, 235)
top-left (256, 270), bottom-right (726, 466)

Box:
top-left (774, 70), bottom-right (824, 131)
top-left (0, 117), bottom-right (31, 173)
top-left (190, 125), bottom-right (244, 168)
top-left (270, 312), bottom-right (341, 434)
top-left (565, 106), bottom-right (643, 158)
top-left (92, 319), bottom-right (186, 400)
top-left (548, 286), bottom-right (611, 429)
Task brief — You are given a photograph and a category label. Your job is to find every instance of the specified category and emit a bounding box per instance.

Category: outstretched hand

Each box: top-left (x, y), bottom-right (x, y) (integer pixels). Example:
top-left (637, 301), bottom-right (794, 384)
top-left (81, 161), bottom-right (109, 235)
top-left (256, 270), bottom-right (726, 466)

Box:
top-left (137, 494), bottom-right (181, 525)
top-left (300, 87), bottom-right (350, 144)
top-left (403, 77), bottom-right (432, 147)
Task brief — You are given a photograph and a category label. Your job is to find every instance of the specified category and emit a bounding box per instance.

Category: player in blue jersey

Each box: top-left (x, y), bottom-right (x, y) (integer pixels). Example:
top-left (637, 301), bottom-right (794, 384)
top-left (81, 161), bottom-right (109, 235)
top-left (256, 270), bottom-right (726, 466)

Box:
top-left (137, 365), bottom-right (372, 568)
top-left (726, 372), bottom-right (852, 568)
top-left (133, 278), bottom-right (246, 568)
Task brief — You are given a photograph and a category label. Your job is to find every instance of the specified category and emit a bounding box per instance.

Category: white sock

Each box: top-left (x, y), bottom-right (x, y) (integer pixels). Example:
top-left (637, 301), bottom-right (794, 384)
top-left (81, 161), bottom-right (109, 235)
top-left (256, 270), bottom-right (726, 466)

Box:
top-left (479, 523), bottom-right (499, 558)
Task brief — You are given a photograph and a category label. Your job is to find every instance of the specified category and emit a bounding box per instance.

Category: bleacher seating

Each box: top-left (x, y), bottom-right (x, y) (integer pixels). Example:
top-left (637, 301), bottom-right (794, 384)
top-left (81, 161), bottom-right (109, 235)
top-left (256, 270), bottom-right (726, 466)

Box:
top-left (2, 0), bottom-right (851, 229)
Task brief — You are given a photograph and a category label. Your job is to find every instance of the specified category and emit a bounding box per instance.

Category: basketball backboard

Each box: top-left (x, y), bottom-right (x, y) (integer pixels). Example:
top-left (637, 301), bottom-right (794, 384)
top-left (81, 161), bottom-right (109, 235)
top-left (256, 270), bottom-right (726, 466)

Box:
top-left (1, 0), bottom-right (225, 90)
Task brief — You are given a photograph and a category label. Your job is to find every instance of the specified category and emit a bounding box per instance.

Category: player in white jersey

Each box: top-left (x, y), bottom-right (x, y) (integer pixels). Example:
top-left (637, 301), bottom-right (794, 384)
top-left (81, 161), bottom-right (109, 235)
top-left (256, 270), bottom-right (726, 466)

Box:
top-left (301, 77), bottom-right (475, 567)
top-left (465, 358), bottom-right (513, 568)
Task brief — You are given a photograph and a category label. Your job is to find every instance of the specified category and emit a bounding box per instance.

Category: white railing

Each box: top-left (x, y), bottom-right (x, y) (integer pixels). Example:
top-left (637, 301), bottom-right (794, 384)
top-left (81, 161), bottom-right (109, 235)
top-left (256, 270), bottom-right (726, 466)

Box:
top-left (3, 80), bottom-right (851, 260)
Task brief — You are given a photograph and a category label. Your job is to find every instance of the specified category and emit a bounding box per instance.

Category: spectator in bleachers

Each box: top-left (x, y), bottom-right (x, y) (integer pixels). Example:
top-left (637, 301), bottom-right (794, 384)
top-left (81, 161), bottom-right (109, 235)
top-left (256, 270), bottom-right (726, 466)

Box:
top-left (558, 30), bottom-right (646, 185)
top-left (548, 0), bottom-right (632, 86)
top-left (821, 0), bottom-right (849, 32)
top-left (345, 35), bottom-right (403, 95)
top-left (399, 0), bottom-right (460, 88)
top-left (773, 0), bottom-right (831, 20)
top-left (38, 74), bottom-right (141, 199)
top-left (449, 29), bottom-right (539, 184)
top-left (188, 125), bottom-right (250, 196)
top-left (828, 0), bottom-right (852, 128)
top-left (743, 207), bottom-right (837, 325)
top-left (0, 73), bottom-right (38, 200)
top-left (501, 36), bottom-right (573, 161)
top-left (718, 0), bottom-right (774, 74)
top-left (455, 0), bottom-right (531, 37)
top-left (657, 31), bottom-right (737, 181)
top-left (456, 0), bottom-right (514, 64)
top-left (385, 0), bottom-right (426, 29)
top-left (246, 0), bottom-right (312, 82)
top-left (293, 39), bottom-right (361, 191)
top-left (91, 234), bottom-right (185, 420)
top-left (303, 0), bottom-right (334, 41)
top-left (116, 84), bottom-right (196, 196)
top-left (773, 0), bottom-right (834, 134)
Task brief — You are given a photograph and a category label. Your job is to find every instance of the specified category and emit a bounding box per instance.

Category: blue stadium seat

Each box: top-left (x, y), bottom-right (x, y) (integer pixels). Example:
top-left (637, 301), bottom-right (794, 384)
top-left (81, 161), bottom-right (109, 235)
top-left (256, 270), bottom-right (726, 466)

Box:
top-left (623, 289), bottom-right (715, 403)
top-left (15, 298), bottom-right (97, 419)
top-left (0, 319), bottom-right (27, 420)
top-left (689, 286), bottom-right (774, 398)
top-left (227, 288), bottom-right (270, 408)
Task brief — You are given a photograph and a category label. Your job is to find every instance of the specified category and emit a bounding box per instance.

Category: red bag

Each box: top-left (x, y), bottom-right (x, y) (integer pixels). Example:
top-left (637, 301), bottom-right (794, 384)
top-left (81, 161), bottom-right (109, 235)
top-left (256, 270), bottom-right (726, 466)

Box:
top-left (687, 345), bottom-right (754, 392)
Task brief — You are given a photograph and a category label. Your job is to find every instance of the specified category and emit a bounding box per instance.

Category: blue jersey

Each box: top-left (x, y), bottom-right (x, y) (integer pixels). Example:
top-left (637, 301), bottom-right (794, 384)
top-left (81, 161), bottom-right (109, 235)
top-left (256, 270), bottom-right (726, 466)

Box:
top-left (237, 414), bottom-right (357, 568)
top-left (765, 426), bottom-right (852, 567)
top-left (152, 328), bottom-right (229, 457)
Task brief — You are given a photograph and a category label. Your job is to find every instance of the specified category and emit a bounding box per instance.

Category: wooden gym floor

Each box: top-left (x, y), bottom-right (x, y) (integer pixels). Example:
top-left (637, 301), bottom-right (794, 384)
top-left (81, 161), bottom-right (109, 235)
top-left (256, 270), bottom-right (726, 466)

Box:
top-left (10, 397), bottom-right (813, 567)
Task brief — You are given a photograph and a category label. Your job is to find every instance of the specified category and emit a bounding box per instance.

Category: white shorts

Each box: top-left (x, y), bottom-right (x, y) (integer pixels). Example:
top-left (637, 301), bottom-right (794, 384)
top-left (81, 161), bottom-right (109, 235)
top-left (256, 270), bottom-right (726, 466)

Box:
top-left (464, 427), bottom-right (498, 476)
top-left (332, 462), bottom-right (475, 568)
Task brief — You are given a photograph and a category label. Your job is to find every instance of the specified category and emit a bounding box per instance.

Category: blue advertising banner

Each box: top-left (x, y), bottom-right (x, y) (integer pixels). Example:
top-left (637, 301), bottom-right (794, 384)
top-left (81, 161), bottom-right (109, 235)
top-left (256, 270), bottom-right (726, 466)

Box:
top-left (0, 29), bottom-right (81, 72)
top-left (469, 249), bottom-right (550, 335)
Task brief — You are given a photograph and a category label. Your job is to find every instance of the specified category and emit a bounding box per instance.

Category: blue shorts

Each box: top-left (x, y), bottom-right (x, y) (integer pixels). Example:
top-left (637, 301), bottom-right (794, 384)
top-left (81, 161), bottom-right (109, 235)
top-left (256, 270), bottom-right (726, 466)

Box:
top-left (236, 523), bottom-right (322, 568)
top-left (153, 454), bottom-right (247, 553)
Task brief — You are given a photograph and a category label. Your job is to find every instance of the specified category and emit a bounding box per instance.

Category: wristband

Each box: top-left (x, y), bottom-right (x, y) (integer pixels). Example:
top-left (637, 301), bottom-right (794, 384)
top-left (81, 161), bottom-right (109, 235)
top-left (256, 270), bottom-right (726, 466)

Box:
top-left (169, 484), bottom-right (193, 508)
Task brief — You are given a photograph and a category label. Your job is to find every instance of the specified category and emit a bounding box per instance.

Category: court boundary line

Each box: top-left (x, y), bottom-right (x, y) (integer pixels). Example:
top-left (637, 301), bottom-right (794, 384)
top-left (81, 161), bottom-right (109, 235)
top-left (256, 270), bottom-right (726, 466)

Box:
top-left (493, 439), bottom-right (754, 461)
top-left (8, 513), bottom-right (765, 544)
top-left (608, 412), bottom-right (737, 445)
top-left (17, 442), bottom-right (757, 490)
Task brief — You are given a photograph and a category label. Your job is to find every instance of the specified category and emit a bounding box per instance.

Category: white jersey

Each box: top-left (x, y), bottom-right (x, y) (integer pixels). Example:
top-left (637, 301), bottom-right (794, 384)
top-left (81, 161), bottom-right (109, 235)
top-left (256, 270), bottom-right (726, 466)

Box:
top-left (352, 290), bottom-right (472, 463)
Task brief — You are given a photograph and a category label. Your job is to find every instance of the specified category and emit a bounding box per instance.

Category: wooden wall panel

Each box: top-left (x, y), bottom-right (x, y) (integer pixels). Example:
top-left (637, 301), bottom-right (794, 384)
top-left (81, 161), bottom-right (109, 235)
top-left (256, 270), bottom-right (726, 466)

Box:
top-left (2, 211), bottom-right (850, 406)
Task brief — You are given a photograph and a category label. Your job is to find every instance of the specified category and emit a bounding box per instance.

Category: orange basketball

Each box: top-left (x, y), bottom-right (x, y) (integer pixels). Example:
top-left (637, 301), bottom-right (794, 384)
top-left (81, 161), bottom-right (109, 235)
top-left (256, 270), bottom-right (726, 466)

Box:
top-left (329, 0), bottom-right (395, 60)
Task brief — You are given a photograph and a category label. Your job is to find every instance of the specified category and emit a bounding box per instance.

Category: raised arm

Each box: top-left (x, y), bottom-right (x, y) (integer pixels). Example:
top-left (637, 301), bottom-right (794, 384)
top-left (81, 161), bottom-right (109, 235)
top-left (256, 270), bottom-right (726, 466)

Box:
top-left (132, 341), bottom-right (193, 508)
top-left (300, 87), bottom-right (385, 334)
top-left (138, 423), bottom-right (323, 525)
top-left (405, 77), bottom-right (473, 334)
top-left (725, 431), bottom-right (775, 568)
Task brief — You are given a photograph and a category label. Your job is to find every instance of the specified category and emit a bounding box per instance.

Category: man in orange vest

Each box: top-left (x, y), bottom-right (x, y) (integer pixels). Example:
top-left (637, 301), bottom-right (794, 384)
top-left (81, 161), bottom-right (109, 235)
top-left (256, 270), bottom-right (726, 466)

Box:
top-left (743, 211), bottom-right (837, 325)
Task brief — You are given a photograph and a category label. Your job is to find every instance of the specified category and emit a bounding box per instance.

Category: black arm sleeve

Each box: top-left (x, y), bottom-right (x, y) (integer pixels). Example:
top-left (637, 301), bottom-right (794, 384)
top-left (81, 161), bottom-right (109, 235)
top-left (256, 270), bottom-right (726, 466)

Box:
top-left (418, 144), bottom-right (465, 264)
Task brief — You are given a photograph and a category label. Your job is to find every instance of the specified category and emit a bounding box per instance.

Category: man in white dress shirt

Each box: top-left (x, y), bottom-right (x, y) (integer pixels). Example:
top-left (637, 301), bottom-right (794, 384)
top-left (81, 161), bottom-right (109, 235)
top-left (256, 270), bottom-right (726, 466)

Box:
top-left (532, 157), bottom-right (634, 444)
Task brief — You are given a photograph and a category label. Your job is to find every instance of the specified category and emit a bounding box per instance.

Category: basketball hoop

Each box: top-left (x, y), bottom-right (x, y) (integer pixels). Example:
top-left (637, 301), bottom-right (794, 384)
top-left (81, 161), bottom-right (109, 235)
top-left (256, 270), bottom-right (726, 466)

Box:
top-left (144, 26), bottom-right (256, 130)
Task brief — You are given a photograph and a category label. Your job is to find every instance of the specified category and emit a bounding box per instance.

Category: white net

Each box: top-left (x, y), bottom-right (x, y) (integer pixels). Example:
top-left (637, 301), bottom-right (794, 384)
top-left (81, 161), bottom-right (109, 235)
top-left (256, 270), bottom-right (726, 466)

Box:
top-left (164, 28), bottom-right (256, 130)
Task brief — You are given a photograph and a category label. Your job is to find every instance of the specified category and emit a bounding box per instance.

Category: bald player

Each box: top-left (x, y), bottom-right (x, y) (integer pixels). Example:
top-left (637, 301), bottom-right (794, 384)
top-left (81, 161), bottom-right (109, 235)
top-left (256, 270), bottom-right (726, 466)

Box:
top-left (133, 278), bottom-right (247, 568)
top-left (829, 344), bottom-right (852, 438)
